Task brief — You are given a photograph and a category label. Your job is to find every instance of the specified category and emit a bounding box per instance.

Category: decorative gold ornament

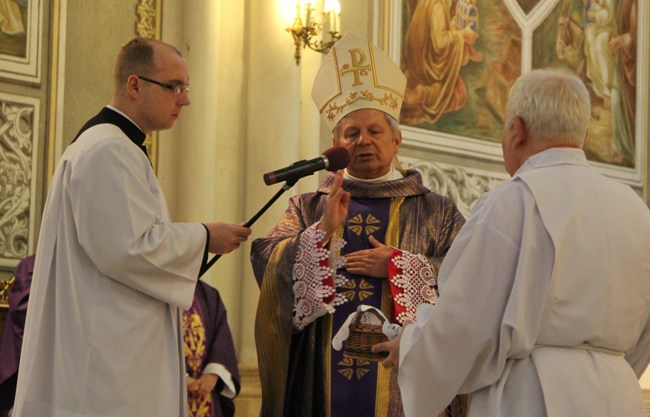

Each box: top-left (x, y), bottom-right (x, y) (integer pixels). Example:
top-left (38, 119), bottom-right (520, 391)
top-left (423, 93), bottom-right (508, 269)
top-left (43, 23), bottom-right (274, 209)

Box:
top-left (287, 0), bottom-right (341, 65)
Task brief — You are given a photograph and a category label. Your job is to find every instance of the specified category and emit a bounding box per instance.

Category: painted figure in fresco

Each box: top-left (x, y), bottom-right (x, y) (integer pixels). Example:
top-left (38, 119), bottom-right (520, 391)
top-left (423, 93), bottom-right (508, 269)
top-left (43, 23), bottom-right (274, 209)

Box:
top-left (608, 0), bottom-right (637, 164)
top-left (454, 0), bottom-right (478, 32)
top-left (0, 0), bottom-right (24, 35)
top-left (556, 0), bottom-right (585, 77)
top-left (582, 0), bottom-right (616, 111)
top-left (401, 0), bottom-right (482, 125)
top-left (453, 0), bottom-right (483, 63)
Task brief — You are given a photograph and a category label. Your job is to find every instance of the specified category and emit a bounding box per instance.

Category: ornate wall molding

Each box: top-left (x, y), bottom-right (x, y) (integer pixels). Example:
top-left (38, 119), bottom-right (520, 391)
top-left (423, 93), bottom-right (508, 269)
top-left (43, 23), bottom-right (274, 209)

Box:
top-left (0, 94), bottom-right (40, 267)
top-left (400, 156), bottom-right (507, 218)
top-left (136, 0), bottom-right (161, 39)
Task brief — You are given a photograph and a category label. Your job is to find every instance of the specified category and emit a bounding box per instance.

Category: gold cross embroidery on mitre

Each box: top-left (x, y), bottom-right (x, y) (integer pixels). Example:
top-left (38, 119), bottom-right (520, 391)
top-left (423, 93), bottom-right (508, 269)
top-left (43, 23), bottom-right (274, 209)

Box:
top-left (339, 47), bottom-right (372, 86)
top-left (325, 46), bottom-right (400, 122)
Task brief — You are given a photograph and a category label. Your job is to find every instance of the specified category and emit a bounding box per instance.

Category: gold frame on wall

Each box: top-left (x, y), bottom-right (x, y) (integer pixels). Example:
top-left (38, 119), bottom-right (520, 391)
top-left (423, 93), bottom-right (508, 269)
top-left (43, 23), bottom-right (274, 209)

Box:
top-left (46, 0), bottom-right (62, 186)
top-left (0, 0), bottom-right (43, 83)
top-left (377, 0), bottom-right (649, 190)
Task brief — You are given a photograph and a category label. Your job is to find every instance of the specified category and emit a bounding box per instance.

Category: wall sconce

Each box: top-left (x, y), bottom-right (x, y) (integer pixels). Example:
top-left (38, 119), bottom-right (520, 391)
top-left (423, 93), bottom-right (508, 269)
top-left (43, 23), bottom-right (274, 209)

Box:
top-left (287, 0), bottom-right (341, 65)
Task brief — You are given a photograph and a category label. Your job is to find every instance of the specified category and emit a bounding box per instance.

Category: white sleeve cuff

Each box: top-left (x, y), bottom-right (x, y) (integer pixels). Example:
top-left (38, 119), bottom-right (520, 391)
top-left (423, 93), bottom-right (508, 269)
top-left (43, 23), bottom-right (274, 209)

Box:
top-left (203, 362), bottom-right (237, 399)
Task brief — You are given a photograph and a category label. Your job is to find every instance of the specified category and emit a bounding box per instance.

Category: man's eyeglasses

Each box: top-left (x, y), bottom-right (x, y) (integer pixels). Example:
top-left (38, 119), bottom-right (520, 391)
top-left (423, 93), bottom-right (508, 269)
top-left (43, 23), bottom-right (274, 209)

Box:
top-left (137, 75), bottom-right (190, 95)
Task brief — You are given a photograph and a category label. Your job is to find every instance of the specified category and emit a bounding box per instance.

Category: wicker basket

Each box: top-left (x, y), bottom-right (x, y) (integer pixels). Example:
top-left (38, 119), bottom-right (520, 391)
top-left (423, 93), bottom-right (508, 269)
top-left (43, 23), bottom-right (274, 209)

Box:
top-left (342, 309), bottom-right (389, 362)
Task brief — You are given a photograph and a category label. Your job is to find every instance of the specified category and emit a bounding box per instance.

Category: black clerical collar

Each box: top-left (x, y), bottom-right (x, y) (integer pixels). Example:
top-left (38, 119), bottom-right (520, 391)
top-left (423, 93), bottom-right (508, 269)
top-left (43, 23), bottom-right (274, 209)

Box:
top-left (72, 107), bottom-right (148, 157)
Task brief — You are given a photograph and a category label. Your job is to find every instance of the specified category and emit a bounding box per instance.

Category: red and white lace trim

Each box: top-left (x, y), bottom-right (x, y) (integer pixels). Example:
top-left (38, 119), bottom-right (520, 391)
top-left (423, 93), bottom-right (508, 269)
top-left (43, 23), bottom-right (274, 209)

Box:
top-left (292, 224), bottom-right (437, 328)
top-left (389, 251), bottom-right (437, 324)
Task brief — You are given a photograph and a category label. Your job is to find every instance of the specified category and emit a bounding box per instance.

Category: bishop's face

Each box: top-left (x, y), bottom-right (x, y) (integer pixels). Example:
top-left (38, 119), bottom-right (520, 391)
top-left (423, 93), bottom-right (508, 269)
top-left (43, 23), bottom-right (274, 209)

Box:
top-left (137, 45), bottom-right (191, 133)
top-left (334, 109), bottom-right (402, 179)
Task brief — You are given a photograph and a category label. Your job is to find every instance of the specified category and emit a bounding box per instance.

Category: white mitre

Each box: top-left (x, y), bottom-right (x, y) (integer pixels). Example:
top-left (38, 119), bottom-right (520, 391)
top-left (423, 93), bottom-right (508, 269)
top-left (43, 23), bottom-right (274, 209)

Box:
top-left (311, 32), bottom-right (407, 131)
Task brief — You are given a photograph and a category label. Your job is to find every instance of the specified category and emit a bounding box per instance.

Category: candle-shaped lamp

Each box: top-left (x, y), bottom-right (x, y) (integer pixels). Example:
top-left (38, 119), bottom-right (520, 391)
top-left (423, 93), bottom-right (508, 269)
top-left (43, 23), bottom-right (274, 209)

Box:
top-left (334, 0), bottom-right (341, 33)
top-left (324, 0), bottom-right (337, 32)
top-left (304, 0), bottom-right (313, 26)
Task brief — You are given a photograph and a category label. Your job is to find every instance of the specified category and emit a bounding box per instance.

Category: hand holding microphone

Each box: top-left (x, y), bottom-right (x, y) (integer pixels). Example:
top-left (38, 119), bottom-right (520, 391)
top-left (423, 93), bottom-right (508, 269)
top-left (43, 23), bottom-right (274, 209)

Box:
top-left (263, 146), bottom-right (351, 186)
top-left (203, 222), bottom-right (252, 254)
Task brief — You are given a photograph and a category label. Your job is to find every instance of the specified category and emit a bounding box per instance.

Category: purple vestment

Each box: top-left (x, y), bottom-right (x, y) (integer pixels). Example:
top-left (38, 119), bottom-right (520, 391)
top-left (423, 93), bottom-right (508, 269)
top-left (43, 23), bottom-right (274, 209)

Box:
top-left (251, 170), bottom-right (467, 417)
top-left (0, 255), bottom-right (35, 413)
top-left (185, 281), bottom-right (240, 417)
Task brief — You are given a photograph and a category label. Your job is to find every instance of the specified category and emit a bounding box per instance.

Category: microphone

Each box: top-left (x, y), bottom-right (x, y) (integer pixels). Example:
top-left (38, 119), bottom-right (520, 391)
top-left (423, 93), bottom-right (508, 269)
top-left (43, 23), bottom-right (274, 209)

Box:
top-left (263, 146), bottom-right (350, 186)
top-left (201, 146), bottom-right (350, 277)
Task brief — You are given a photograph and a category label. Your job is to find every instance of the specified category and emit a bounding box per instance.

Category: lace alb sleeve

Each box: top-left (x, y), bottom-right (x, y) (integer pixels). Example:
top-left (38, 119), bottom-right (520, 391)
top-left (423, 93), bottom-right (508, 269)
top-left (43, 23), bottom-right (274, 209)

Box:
top-left (292, 222), bottom-right (345, 330)
top-left (388, 250), bottom-right (438, 324)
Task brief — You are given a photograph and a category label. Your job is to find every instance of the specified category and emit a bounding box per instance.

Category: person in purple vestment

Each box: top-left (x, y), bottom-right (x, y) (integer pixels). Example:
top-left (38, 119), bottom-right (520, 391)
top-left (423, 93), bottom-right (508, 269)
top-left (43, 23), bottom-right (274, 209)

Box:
top-left (251, 33), bottom-right (466, 417)
top-left (183, 281), bottom-right (240, 417)
top-left (0, 255), bottom-right (35, 417)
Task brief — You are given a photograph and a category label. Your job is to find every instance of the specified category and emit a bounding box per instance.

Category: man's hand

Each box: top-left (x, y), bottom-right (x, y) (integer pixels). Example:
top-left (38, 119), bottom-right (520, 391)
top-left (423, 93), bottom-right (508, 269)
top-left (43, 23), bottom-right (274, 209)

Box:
top-left (321, 171), bottom-right (351, 240)
top-left (204, 222), bottom-right (252, 254)
top-left (344, 235), bottom-right (393, 278)
top-left (373, 320), bottom-right (410, 372)
top-left (187, 373), bottom-right (218, 396)
top-left (373, 331), bottom-right (403, 372)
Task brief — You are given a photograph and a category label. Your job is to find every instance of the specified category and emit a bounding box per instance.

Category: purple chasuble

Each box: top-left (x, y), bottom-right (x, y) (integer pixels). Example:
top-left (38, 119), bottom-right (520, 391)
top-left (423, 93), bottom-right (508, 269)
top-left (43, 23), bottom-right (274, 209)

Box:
top-left (331, 198), bottom-right (391, 417)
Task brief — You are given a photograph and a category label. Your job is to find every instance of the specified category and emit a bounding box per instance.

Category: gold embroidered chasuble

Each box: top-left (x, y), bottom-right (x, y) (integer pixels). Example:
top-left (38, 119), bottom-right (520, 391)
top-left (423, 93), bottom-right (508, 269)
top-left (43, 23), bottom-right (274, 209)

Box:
top-left (251, 170), bottom-right (466, 417)
top-left (183, 299), bottom-right (213, 417)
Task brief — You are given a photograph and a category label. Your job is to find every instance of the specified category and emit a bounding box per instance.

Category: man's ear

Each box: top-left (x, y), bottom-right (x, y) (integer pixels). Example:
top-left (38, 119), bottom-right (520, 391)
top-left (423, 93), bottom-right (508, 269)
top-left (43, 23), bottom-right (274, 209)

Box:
top-left (125, 75), bottom-right (140, 98)
top-left (393, 129), bottom-right (403, 149)
top-left (513, 116), bottom-right (527, 149)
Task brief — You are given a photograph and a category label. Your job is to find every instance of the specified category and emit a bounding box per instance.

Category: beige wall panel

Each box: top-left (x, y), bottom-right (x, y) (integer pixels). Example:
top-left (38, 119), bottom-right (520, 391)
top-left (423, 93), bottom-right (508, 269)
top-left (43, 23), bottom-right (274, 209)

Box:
top-left (62, 0), bottom-right (139, 148)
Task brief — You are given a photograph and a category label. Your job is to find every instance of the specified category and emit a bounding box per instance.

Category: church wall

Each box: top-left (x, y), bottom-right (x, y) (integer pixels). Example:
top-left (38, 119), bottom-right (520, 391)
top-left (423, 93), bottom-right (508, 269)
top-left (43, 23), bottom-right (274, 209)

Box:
top-left (61, 0), bottom-right (137, 151)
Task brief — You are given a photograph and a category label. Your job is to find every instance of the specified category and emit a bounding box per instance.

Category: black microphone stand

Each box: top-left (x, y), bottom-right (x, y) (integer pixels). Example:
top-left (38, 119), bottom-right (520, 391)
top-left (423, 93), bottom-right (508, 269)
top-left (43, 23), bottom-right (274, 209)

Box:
top-left (198, 178), bottom-right (298, 277)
